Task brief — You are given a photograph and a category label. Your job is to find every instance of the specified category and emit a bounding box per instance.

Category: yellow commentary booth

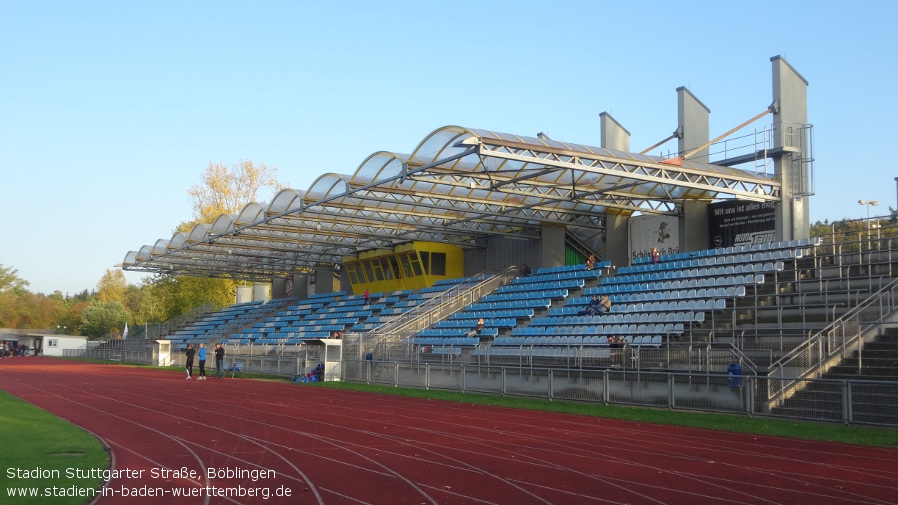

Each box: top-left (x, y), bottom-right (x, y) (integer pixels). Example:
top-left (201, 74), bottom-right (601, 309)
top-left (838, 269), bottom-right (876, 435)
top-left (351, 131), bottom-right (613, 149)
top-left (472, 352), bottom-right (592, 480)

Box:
top-left (343, 241), bottom-right (464, 294)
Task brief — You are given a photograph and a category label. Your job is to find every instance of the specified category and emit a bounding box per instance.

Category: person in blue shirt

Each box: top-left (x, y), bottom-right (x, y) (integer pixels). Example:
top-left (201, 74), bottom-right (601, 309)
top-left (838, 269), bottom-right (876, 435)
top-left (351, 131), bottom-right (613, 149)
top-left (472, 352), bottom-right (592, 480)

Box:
top-left (197, 343), bottom-right (208, 380)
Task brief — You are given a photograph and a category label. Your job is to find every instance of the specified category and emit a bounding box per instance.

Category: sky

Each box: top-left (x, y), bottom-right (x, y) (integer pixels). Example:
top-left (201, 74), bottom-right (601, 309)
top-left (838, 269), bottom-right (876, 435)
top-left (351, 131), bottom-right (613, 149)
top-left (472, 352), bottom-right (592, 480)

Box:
top-left (2, 1), bottom-right (897, 296)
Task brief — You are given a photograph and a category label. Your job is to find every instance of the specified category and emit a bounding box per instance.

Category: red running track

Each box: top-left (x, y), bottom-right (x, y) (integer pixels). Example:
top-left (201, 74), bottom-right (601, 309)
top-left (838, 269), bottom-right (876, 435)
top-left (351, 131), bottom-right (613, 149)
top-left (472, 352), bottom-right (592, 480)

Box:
top-left (2, 357), bottom-right (897, 505)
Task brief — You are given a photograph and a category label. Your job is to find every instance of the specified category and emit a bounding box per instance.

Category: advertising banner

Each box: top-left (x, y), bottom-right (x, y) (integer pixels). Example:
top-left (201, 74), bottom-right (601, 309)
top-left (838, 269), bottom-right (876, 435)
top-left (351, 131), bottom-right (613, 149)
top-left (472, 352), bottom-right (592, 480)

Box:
top-left (629, 215), bottom-right (680, 263)
top-left (708, 200), bottom-right (777, 248)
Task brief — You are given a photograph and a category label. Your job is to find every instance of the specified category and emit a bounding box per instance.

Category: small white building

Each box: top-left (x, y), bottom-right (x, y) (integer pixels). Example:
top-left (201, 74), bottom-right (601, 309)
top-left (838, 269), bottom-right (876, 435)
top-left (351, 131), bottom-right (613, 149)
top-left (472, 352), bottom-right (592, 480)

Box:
top-left (0, 329), bottom-right (87, 357)
top-left (37, 334), bottom-right (88, 356)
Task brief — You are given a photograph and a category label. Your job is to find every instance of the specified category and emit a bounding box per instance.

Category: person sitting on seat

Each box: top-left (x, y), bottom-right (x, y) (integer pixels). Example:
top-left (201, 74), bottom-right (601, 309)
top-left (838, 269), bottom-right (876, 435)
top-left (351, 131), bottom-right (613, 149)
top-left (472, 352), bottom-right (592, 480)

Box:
top-left (585, 254), bottom-right (596, 271)
top-left (578, 294), bottom-right (611, 316)
top-left (465, 318), bottom-right (485, 338)
top-left (520, 263), bottom-right (532, 277)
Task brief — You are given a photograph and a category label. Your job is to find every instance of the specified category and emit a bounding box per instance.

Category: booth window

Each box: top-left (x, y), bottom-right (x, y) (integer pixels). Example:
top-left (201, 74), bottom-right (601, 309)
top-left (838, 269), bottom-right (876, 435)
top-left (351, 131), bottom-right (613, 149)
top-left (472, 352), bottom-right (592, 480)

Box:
top-left (430, 252), bottom-right (447, 276)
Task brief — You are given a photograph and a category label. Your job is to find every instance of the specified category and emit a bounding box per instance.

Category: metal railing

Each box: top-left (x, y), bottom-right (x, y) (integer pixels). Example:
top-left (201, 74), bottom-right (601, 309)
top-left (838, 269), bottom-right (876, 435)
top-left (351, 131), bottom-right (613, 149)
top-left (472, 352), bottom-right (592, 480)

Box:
top-left (343, 360), bottom-right (898, 427)
top-left (766, 277), bottom-right (898, 410)
top-left (119, 304), bottom-right (214, 341)
top-left (375, 267), bottom-right (519, 338)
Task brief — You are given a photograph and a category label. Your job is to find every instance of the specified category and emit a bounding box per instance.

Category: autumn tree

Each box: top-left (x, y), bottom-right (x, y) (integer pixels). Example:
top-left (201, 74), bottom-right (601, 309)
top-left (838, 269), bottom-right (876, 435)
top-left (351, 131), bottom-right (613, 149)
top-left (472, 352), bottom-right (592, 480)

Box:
top-left (139, 159), bottom-right (287, 320)
top-left (181, 159), bottom-right (286, 231)
top-left (148, 275), bottom-right (236, 321)
top-left (97, 269), bottom-right (127, 304)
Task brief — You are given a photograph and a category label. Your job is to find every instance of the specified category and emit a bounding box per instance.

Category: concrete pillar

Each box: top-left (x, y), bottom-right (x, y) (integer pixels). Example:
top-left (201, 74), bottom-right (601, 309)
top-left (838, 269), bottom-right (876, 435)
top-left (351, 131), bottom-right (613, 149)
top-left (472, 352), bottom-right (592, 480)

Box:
top-left (314, 268), bottom-right (336, 294)
top-left (293, 273), bottom-right (309, 299)
top-left (540, 223), bottom-right (566, 270)
top-left (679, 200), bottom-right (710, 252)
top-left (677, 87), bottom-right (711, 163)
top-left (603, 213), bottom-right (629, 269)
top-left (771, 55), bottom-right (810, 241)
top-left (271, 278), bottom-right (287, 299)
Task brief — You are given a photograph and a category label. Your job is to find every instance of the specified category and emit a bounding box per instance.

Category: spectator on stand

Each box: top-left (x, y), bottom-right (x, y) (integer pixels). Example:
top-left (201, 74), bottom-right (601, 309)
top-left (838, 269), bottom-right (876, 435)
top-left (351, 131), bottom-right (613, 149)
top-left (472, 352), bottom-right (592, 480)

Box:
top-left (586, 254), bottom-right (596, 271)
top-left (578, 294), bottom-right (611, 316)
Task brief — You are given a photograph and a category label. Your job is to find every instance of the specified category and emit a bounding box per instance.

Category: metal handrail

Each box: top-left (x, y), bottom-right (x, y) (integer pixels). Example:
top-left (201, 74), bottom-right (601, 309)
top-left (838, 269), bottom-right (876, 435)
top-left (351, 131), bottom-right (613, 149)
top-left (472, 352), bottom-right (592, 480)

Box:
top-left (766, 276), bottom-right (898, 407)
top-left (375, 266), bottom-right (519, 338)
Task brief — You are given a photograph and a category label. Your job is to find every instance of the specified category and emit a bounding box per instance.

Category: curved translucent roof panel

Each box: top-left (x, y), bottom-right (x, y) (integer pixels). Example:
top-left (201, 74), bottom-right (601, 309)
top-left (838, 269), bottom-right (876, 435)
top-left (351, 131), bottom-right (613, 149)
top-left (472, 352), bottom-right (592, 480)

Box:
top-left (123, 125), bottom-right (781, 282)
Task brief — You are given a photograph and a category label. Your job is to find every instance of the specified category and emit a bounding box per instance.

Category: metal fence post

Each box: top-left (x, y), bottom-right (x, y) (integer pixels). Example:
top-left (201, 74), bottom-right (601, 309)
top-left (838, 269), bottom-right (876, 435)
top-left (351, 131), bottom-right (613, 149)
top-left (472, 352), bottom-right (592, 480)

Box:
top-left (602, 369), bottom-right (609, 404)
top-left (842, 380), bottom-right (851, 425)
top-left (745, 376), bottom-right (755, 415)
top-left (460, 364), bottom-right (465, 392)
top-left (548, 369), bottom-right (554, 400)
top-left (668, 373), bottom-right (675, 409)
top-left (502, 367), bottom-right (507, 396)
top-left (425, 363), bottom-right (430, 390)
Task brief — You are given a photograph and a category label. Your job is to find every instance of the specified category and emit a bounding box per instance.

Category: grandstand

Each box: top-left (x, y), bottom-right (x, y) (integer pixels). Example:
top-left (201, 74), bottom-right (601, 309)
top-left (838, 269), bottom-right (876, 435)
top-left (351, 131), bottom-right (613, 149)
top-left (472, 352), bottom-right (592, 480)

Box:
top-left (93, 56), bottom-right (897, 426)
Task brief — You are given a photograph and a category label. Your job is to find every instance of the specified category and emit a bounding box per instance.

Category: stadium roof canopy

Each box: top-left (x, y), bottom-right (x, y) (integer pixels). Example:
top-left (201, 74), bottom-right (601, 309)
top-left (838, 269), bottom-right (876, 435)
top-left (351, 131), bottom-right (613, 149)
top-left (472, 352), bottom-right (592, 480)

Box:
top-left (121, 125), bottom-right (780, 283)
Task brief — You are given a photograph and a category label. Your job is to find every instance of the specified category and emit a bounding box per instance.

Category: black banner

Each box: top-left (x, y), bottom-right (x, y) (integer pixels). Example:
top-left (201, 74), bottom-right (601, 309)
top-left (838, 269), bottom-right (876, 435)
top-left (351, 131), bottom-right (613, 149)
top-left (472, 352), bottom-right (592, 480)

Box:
top-left (708, 200), bottom-right (777, 248)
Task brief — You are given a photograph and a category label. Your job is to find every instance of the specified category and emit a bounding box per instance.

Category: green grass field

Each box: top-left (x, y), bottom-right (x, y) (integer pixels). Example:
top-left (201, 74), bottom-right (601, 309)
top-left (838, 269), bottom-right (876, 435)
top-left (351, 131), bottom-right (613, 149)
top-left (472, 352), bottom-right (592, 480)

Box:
top-left (0, 390), bottom-right (108, 505)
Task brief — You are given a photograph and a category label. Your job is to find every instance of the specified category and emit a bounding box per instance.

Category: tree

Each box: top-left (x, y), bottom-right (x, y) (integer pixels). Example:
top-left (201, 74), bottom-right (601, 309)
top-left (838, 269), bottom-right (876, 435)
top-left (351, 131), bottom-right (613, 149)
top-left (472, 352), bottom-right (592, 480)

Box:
top-left (0, 264), bottom-right (29, 295)
top-left (80, 300), bottom-right (131, 339)
top-left (97, 269), bottom-right (127, 304)
top-left (145, 159), bottom-right (287, 320)
top-left (182, 159), bottom-right (285, 231)
top-left (149, 275), bottom-right (235, 321)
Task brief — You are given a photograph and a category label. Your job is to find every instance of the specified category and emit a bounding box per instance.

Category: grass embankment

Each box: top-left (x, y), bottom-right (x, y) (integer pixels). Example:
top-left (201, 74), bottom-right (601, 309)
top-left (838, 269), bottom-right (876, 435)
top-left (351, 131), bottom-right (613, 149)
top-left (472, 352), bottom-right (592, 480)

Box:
top-left (312, 380), bottom-right (898, 448)
top-left (0, 390), bottom-right (108, 505)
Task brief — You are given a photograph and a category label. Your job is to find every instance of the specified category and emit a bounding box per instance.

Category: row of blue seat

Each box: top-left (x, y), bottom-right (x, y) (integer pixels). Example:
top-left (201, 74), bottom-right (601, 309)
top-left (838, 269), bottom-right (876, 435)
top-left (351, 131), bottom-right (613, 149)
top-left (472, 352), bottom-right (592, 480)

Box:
top-left (536, 261), bottom-right (611, 274)
top-left (481, 289), bottom-right (568, 303)
top-left (533, 311), bottom-right (704, 326)
top-left (435, 318), bottom-right (517, 329)
top-left (632, 238), bottom-right (819, 264)
top-left (513, 323), bottom-right (684, 336)
top-left (468, 299), bottom-right (551, 311)
top-left (494, 335), bottom-right (663, 346)
top-left (417, 328), bottom-right (500, 338)
top-left (576, 286), bottom-right (746, 305)
top-left (448, 308), bottom-right (534, 320)
top-left (605, 272), bottom-right (763, 285)
top-left (563, 298), bottom-right (726, 313)
top-left (412, 337), bottom-right (479, 346)
top-left (622, 253), bottom-right (795, 274)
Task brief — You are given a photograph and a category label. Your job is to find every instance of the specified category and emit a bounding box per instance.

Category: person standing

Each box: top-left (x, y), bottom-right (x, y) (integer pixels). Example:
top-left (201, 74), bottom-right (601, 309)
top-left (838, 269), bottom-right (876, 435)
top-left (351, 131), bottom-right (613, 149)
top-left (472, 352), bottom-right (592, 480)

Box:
top-left (185, 344), bottom-right (196, 380)
top-left (197, 343), bottom-right (207, 380)
top-left (214, 343), bottom-right (225, 379)
top-left (363, 288), bottom-right (370, 305)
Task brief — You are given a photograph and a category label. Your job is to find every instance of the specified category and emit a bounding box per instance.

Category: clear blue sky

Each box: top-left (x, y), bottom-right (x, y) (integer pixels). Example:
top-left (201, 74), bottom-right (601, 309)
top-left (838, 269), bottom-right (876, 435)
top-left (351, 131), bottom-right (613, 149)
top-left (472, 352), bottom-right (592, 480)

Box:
top-left (2, 1), bottom-right (896, 296)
